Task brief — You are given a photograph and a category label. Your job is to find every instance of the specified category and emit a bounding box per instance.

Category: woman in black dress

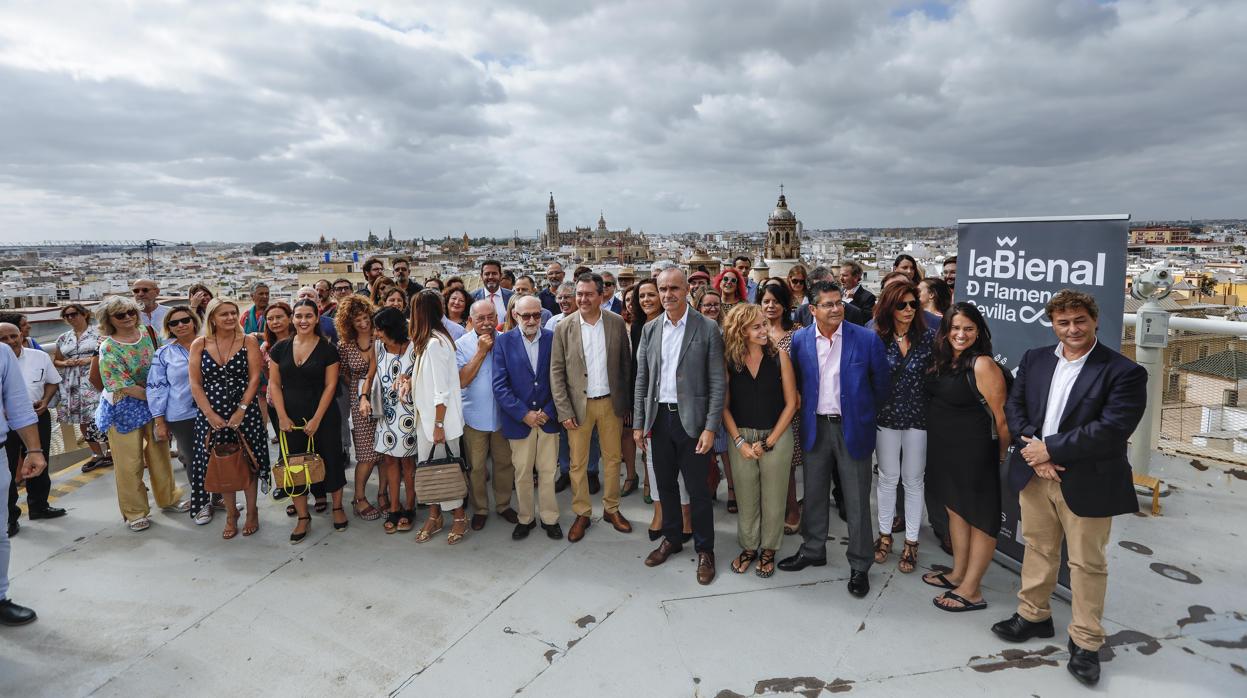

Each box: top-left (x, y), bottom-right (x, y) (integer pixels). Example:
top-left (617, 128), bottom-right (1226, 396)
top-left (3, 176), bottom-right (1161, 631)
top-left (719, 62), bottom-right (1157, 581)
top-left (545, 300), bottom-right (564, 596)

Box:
top-left (188, 299), bottom-right (270, 540)
top-left (923, 302), bottom-right (1010, 612)
top-left (269, 299), bottom-right (346, 543)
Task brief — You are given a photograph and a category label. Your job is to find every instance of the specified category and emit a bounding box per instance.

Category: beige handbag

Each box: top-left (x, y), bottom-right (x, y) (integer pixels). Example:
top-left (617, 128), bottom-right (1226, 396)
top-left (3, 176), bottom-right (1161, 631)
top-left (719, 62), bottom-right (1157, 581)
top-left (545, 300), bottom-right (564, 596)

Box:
top-left (413, 443), bottom-right (469, 505)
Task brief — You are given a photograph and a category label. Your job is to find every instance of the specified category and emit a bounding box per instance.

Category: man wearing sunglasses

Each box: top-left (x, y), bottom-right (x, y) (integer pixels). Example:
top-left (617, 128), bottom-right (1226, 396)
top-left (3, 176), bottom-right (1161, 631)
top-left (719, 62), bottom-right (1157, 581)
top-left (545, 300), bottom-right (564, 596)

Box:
top-left (599, 272), bottom-right (623, 315)
top-left (0, 323), bottom-right (65, 540)
top-left (130, 279), bottom-right (169, 331)
top-left (391, 256), bottom-right (424, 300)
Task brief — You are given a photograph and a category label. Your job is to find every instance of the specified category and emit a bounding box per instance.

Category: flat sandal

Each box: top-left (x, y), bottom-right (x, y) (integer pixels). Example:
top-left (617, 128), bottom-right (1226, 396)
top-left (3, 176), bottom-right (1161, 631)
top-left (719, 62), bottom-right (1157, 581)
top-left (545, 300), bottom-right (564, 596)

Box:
top-left (731, 549), bottom-right (757, 574)
top-left (756, 549), bottom-right (776, 578)
top-left (898, 540), bottom-right (919, 574)
top-left (873, 533), bottom-right (893, 564)
top-left (416, 516), bottom-right (444, 543)
top-left (447, 517), bottom-right (468, 545)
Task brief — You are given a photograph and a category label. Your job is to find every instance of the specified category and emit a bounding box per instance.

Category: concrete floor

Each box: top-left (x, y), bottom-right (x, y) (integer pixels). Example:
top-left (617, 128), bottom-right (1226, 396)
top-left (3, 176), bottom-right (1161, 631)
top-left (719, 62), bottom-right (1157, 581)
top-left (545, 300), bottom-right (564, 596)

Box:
top-left (2, 451), bottom-right (1244, 697)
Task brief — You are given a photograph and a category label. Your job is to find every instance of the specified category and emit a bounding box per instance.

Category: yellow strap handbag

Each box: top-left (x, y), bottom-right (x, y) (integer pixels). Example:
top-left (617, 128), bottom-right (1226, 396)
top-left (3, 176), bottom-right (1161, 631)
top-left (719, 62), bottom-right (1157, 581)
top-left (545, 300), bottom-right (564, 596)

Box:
top-left (274, 424), bottom-right (326, 498)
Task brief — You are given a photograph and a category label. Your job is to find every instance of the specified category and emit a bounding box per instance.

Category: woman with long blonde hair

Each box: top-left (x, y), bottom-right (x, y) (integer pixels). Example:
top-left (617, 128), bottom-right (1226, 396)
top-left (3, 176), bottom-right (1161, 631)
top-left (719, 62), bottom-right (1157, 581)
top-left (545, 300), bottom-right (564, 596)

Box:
top-left (720, 303), bottom-right (798, 578)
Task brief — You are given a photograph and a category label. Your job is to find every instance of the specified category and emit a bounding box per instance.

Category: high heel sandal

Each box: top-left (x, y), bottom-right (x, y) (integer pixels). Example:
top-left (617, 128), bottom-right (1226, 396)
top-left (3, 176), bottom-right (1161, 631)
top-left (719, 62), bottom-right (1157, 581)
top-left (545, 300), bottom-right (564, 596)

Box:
top-left (416, 515), bottom-right (444, 543)
top-left (621, 475), bottom-right (640, 497)
top-left (447, 516), bottom-right (468, 545)
top-left (332, 506), bottom-right (349, 532)
top-left (756, 549), bottom-right (776, 578)
top-left (898, 540), bottom-right (919, 574)
top-left (290, 516), bottom-right (311, 544)
top-left (384, 511), bottom-right (401, 534)
top-left (874, 533), bottom-right (893, 564)
top-left (783, 513), bottom-right (801, 536)
top-left (222, 511), bottom-right (239, 540)
top-left (242, 509), bottom-right (259, 537)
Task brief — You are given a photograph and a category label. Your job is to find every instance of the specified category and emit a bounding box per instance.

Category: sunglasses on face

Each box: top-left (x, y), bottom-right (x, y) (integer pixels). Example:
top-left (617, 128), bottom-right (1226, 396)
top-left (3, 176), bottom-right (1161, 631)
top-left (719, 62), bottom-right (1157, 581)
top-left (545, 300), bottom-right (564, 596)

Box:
top-left (132, 288), bottom-right (154, 294)
top-left (112, 309), bottom-right (138, 319)
top-left (333, 286), bottom-right (352, 292)
top-left (897, 300), bottom-right (921, 311)
top-left (62, 311), bottom-right (80, 319)
top-left (791, 278), bottom-right (805, 285)
top-left (517, 312), bottom-right (542, 321)
top-left (168, 316), bottom-right (195, 327)
top-left (721, 277), bottom-right (736, 284)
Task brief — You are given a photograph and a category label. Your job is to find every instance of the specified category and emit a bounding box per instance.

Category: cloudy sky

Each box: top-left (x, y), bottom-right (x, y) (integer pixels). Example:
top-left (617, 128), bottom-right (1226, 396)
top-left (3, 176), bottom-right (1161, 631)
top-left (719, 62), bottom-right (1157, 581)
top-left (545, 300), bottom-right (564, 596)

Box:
top-left (0, 0), bottom-right (1243, 243)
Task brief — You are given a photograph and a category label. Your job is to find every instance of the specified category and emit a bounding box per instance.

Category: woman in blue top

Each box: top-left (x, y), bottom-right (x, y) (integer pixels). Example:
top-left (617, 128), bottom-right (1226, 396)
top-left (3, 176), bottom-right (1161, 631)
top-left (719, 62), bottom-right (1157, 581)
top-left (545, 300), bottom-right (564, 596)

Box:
top-left (871, 281), bottom-right (935, 573)
top-left (148, 307), bottom-right (212, 524)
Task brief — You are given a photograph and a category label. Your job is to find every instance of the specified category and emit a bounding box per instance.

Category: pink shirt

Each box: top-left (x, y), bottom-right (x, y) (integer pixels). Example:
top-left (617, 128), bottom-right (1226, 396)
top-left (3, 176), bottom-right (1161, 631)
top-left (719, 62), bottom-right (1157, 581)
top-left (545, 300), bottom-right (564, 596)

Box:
top-left (815, 322), bottom-right (843, 416)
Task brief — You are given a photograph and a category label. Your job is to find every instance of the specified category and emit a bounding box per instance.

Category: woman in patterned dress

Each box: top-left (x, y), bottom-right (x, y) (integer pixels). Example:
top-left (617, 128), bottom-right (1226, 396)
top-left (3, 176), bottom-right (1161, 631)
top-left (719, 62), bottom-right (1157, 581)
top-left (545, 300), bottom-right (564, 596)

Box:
top-left (371, 306), bottom-right (419, 534)
top-left (51, 303), bottom-right (109, 471)
top-left (335, 295), bottom-right (381, 521)
top-left (189, 299), bottom-right (270, 540)
top-left (759, 281), bottom-right (805, 535)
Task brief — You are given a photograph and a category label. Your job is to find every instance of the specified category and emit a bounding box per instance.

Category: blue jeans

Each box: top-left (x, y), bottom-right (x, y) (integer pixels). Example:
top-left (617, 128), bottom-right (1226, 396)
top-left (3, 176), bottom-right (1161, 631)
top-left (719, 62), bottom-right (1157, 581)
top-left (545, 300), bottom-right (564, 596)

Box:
top-left (559, 430), bottom-right (599, 475)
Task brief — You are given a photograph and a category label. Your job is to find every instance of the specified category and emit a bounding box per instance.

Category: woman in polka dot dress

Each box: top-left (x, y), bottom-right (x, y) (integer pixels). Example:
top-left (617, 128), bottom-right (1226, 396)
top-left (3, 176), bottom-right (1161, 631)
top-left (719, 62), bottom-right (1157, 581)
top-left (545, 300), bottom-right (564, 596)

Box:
top-left (371, 306), bottom-right (420, 533)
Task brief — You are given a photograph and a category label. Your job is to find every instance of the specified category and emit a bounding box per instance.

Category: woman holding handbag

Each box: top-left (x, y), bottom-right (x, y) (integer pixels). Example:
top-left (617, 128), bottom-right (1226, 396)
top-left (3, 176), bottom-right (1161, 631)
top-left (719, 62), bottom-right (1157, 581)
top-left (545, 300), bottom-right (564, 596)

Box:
top-left (269, 299), bottom-right (346, 543)
top-left (188, 299), bottom-right (270, 539)
top-left (401, 290), bottom-right (467, 545)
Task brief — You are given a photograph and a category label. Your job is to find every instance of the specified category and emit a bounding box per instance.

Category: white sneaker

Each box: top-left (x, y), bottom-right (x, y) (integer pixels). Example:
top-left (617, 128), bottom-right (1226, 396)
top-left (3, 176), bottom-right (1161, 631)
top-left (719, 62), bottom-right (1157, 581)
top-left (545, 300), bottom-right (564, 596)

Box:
top-left (192, 505), bottom-right (213, 525)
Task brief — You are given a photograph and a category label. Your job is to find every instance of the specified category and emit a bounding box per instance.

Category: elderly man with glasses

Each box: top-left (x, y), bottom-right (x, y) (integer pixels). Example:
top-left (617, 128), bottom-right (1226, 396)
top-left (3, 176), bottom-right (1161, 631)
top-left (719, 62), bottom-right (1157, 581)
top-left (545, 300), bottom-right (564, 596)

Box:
top-left (131, 279), bottom-right (168, 330)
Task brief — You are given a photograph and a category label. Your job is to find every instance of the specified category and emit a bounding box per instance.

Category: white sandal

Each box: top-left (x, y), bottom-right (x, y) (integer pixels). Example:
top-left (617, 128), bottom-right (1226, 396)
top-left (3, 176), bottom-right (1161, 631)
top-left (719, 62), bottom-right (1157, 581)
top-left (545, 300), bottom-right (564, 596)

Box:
top-left (128, 516), bottom-right (152, 532)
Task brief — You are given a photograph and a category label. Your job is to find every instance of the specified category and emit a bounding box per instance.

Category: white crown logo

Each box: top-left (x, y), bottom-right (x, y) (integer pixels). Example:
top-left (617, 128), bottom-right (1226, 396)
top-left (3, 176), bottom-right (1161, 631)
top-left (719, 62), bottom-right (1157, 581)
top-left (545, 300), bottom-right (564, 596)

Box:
top-left (996, 236), bottom-right (1018, 247)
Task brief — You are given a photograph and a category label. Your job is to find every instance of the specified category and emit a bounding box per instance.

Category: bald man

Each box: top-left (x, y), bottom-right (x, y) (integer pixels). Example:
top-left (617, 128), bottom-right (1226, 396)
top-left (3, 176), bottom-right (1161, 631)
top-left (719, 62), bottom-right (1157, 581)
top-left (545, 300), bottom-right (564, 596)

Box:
top-left (131, 278), bottom-right (169, 330)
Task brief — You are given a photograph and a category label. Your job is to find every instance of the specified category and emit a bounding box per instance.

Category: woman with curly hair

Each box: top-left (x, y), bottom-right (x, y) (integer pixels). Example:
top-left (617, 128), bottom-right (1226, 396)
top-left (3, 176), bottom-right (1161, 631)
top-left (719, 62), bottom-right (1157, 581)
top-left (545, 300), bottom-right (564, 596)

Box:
top-left (712, 268), bottom-right (748, 314)
top-left (335, 294), bottom-right (381, 520)
top-left (720, 303), bottom-right (797, 578)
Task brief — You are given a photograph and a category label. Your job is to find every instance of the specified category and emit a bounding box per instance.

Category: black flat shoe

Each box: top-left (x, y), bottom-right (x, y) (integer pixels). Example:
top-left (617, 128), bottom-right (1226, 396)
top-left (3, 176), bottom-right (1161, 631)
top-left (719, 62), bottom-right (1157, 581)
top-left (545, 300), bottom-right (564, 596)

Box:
top-left (542, 522), bottom-right (563, 540)
top-left (648, 528), bottom-right (662, 541)
top-left (512, 521), bottom-right (536, 540)
top-left (28, 506), bottom-right (67, 520)
top-left (291, 515), bottom-right (311, 544)
top-left (0, 599), bottom-right (37, 626)
top-left (777, 552), bottom-right (827, 572)
top-left (1067, 638), bottom-right (1101, 686)
top-left (6, 520), bottom-right (18, 538)
top-left (991, 613), bottom-right (1055, 643)
top-left (848, 570), bottom-right (870, 598)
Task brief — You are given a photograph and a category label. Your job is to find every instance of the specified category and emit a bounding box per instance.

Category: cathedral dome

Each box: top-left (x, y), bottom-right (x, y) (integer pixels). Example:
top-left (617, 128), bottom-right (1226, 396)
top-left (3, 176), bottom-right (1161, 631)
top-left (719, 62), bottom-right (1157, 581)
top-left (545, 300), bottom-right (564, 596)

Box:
top-left (769, 194), bottom-right (795, 221)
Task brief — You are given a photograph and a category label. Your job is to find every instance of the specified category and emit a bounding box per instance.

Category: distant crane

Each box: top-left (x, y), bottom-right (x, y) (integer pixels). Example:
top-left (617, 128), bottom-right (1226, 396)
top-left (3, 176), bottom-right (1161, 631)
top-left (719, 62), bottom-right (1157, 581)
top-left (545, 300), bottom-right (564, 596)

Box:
top-left (129, 239), bottom-right (192, 276)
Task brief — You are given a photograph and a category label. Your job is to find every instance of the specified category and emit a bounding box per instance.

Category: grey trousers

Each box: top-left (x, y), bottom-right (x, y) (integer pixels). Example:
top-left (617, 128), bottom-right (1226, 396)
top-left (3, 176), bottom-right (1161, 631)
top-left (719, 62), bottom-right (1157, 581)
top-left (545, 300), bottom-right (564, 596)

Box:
top-left (801, 416), bottom-right (874, 572)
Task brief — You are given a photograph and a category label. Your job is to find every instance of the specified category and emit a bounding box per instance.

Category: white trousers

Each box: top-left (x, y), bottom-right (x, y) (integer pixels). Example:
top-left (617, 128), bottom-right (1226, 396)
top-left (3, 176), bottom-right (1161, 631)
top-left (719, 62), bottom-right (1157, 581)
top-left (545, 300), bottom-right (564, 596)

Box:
top-left (875, 427), bottom-right (926, 542)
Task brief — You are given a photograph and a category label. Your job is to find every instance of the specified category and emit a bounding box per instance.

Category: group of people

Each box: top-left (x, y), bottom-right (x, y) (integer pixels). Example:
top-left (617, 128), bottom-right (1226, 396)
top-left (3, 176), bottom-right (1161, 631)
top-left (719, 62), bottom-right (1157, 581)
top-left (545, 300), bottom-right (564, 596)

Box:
top-left (0, 252), bottom-right (1144, 687)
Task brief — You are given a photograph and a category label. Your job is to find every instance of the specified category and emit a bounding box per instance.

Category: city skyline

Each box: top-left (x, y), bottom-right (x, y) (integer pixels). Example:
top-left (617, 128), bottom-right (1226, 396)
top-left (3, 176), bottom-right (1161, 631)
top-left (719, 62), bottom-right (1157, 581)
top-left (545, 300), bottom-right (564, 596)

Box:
top-left (0, 0), bottom-right (1244, 243)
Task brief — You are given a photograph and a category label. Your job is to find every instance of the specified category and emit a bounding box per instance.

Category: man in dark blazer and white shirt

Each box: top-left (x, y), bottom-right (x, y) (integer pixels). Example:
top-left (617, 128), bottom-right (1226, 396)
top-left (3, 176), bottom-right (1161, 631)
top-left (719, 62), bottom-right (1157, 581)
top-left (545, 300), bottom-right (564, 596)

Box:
top-left (991, 290), bottom-right (1146, 687)
top-left (633, 268), bottom-right (725, 585)
top-left (472, 259), bottom-right (513, 325)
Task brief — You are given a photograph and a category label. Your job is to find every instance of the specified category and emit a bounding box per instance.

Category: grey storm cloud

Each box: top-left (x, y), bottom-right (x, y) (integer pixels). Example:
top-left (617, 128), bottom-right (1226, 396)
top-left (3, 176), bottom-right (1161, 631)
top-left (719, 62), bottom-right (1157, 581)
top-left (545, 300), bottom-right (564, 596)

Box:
top-left (0, 0), bottom-right (1243, 243)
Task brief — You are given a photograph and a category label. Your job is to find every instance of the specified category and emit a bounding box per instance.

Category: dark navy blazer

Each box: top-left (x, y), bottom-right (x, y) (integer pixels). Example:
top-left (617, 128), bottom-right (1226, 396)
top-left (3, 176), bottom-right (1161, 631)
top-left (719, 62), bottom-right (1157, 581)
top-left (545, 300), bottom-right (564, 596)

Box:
top-left (492, 328), bottom-right (560, 440)
top-left (791, 321), bottom-right (890, 460)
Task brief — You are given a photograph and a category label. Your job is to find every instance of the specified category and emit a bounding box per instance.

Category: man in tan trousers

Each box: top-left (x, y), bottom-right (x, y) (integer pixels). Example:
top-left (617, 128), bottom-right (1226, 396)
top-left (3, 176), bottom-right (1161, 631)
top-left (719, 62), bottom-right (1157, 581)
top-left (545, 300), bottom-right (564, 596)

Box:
top-left (550, 272), bottom-right (634, 542)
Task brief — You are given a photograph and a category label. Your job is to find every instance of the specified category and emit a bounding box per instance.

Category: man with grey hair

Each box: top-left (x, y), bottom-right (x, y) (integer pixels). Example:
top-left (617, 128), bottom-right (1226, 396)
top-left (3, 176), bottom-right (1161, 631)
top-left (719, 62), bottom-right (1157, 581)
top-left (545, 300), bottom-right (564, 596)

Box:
top-left (544, 282), bottom-right (577, 332)
top-left (634, 267), bottom-right (725, 584)
top-left (1, 323), bottom-right (64, 537)
top-left (131, 278), bottom-right (168, 330)
top-left (600, 271), bottom-right (623, 314)
top-left (0, 340), bottom-right (47, 625)
top-left (243, 282), bottom-right (270, 337)
top-left (457, 299), bottom-right (517, 531)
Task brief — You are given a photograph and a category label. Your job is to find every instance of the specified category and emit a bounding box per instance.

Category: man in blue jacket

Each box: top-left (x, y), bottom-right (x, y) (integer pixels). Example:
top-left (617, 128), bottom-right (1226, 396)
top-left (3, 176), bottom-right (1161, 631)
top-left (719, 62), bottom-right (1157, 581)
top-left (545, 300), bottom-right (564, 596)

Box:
top-left (493, 295), bottom-right (563, 540)
top-left (778, 281), bottom-right (890, 598)
top-left (0, 342), bottom-right (47, 625)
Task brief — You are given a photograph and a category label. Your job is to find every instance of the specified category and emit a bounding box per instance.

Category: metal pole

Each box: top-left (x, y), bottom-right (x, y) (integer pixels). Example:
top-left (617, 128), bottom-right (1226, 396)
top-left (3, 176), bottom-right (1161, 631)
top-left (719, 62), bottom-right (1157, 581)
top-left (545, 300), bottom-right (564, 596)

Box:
top-left (1130, 340), bottom-right (1163, 478)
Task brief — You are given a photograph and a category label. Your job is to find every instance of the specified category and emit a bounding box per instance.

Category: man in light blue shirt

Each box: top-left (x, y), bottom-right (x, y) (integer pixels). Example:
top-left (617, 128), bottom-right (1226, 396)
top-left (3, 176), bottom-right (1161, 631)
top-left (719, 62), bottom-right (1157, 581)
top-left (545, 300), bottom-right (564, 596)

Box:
top-left (0, 341), bottom-right (46, 626)
top-left (456, 300), bottom-right (517, 531)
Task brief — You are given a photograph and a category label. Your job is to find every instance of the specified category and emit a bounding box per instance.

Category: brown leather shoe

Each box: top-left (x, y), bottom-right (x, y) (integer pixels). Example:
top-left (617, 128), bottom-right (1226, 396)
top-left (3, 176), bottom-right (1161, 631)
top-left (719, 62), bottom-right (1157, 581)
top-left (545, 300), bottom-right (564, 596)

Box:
top-left (471, 514), bottom-right (487, 531)
top-left (568, 515), bottom-right (591, 542)
top-left (603, 510), bottom-right (632, 533)
top-left (697, 552), bottom-right (716, 585)
top-left (644, 539), bottom-right (681, 567)
top-left (498, 508), bottom-right (519, 524)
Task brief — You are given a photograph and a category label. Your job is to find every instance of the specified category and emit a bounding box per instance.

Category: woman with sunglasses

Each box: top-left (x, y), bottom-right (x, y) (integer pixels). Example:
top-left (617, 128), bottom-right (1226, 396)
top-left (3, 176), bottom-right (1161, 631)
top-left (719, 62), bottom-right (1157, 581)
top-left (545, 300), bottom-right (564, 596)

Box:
top-left (148, 307), bottom-right (214, 523)
top-left (189, 299), bottom-right (270, 540)
top-left (51, 303), bottom-right (109, 472)
top-left (871, 281), bottom-right (935, 573)
top-left (269, 299), bottom-right (347, 542)
top-left (712, 268), bottom-right (747, 314)
top-left (787, 264), bottom-right (810, 306)
top-left (95, 296), bottom-right (188, 532)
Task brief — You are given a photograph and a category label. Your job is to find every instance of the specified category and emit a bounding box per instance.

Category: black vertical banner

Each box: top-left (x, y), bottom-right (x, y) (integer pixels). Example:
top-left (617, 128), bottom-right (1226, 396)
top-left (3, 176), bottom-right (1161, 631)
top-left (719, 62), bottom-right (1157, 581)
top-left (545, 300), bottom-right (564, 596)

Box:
top-left (957, 215), bottom-right (1129, 593)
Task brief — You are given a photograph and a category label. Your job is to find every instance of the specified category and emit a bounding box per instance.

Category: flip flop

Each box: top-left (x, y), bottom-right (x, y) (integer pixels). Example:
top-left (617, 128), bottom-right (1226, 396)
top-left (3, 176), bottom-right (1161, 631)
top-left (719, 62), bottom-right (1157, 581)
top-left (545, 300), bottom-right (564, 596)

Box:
top-left (933, 590), bottom-right (987, 613)
top-left (922, 571), bottom-right (957, 590)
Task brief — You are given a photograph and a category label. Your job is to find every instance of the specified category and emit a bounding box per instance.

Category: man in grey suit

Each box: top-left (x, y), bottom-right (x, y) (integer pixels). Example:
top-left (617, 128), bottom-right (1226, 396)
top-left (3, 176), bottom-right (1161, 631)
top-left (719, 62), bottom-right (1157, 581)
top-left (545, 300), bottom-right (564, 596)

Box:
top-left (633, 268), bottom-right (725, 585)
top-left (551, 273), bottom-right (633, 542)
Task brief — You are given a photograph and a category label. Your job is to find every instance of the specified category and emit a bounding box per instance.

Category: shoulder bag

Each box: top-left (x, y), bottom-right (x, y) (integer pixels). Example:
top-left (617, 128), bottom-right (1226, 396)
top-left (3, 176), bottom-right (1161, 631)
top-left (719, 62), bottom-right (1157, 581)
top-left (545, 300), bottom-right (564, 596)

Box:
top-left (204, 427), bottom-right (258, 493)
top-left (274, 424), bottom-right (326, 497)
top-left (413, 443), bottom-right (469, 505)
top-left (965, 356), bottom-right (1014, 441)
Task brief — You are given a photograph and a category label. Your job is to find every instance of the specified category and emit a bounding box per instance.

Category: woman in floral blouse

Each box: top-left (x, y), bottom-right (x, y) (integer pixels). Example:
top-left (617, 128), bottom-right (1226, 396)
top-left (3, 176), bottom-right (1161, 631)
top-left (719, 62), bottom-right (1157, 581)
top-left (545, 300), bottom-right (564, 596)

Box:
top-left (51, 303), bottom-right (109, 472)
top-left (95, 295), bottom-right (188, 532)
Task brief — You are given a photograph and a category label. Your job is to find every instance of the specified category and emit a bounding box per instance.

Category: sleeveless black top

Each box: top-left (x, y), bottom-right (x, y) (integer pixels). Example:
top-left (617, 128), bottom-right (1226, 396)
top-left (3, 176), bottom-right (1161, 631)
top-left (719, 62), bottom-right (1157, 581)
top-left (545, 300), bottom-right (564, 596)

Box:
top-left (728, 351), bottom-right (784, 429)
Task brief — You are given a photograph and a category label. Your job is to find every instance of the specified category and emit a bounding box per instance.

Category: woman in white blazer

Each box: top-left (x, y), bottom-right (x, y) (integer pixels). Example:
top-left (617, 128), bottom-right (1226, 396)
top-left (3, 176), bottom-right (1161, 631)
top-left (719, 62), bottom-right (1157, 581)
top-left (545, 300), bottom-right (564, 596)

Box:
top-left (401, 290), bottom-right (468, 544)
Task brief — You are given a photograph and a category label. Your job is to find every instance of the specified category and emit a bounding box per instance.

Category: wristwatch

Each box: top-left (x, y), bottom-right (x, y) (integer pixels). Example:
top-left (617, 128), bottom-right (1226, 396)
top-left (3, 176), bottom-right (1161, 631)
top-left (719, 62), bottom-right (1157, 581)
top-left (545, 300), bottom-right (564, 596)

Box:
top-left (434, 421), bottom-right (444, 428)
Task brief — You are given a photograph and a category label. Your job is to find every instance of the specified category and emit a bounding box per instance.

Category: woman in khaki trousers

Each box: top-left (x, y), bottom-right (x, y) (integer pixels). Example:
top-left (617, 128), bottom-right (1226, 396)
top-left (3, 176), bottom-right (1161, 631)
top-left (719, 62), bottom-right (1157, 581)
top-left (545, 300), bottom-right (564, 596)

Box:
top-left (720, 304), bottom-right (798, 578)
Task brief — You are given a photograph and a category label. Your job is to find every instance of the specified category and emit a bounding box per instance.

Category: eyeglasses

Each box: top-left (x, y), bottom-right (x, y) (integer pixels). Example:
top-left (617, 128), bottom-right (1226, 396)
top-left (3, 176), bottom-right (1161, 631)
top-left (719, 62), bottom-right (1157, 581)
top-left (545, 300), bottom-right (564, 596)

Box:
top-left (333, 285), bottom-right (353, 292)
top-left (790, 278), bottom-right (806, 285)
top-left (814, 301), bottom-right (844, 310)
top-left (720, 277), bottom-right (736, 284)
top-left (517, 312), bottom-right (542, 321)
top-left (168, 316), bottom-right (195, 327)
top-left (132, 288), bottom-right (155, 294)
top-left (62, 311), bottom-right (80, 319)
top-left (604, 281), bottom-right (616, 287)
top-left (701, 303), bottom-right (721, 310)
top-left (112, 309), bottom-right (138, 319)
top-left (394, 267), bottom-right (409, 273)
top-left (898, 300), bottom-right (921, 310)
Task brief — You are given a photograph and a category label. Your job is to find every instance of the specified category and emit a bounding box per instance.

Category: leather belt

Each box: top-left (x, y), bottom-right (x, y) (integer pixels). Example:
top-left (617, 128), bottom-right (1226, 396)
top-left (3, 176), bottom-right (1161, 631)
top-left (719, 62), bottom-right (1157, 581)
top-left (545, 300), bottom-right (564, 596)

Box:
top-left (587, 393), bottom-right (611, 400)
top-left (658, 402), bottom-right (680, 412)
top-left (817, 413), bottom-right (843, 423)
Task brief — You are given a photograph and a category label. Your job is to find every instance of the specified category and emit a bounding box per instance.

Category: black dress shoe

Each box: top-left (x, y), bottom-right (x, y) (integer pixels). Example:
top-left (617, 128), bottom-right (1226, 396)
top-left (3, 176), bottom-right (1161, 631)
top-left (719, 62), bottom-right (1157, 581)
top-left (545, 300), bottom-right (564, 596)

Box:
top-left (512, 521), bottom-right (536, 540)
top-left (542, 522), bottom-right (564, 540)
top-left (0, 599), bottom-right (37, 626)
top-left (777, 552), bottom-right (827, 572)
top-left (28, 506), bottom-right (67, 520)
top-left (1067, 638), bottom-right (1101, 686)
top-left (848, 570), bottom-right (870, 597)
top-left (588, 473), bottom-right (601, 495)
top-left (554, 472), bottom-right (571, 493)
top-left (648, 528), bottom-right (662, 541)
top-left (6, 520), bottom-right (17, 538)
top-left (498, 508), bottom-right (519, 524)
top-left (991, 613), bottom-right (1056, 643)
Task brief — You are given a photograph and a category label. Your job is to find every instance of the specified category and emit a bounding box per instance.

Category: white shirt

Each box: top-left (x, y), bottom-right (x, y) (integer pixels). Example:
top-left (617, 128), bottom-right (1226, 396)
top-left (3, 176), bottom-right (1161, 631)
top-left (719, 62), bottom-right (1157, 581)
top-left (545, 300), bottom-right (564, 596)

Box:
top-left (545, 312), bottom-right (570, 332)
top-left (579, 313), bottom-right (610, 398)
top-left (657, 309), bottom-right (687, 403)
top-left (1042, 340), bottom-right (1096, 439)
top-left (486, 290), bottom-right (507, 324)
top-left (521, 330), bottom-right (541, 374)
top-left (140, 304), bottom-right (169, 330)
top-left (815, 322), bottom-right (843, 416)
top-left (14, 347), bottom-right (61, 403)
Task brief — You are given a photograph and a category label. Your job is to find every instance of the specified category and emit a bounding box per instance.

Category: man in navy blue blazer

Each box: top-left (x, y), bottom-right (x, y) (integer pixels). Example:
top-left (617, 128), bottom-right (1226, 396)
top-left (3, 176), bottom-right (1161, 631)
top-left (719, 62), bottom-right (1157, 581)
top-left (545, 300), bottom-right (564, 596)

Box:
top-left (778, 281), bottom-right (890, 598)
top-left (472, 259), bottom-right (513, 326)
top-left (991, 290), bottom-right (1146, 687)
top-left (492, 296), bottom-right (564, 541)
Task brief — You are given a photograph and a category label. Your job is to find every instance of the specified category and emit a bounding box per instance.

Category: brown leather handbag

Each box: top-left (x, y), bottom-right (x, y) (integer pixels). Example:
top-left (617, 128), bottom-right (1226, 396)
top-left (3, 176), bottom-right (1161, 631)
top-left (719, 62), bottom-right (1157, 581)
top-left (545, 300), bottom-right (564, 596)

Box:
top-left (413, 443), bottom-right (469, 505)
top-left (204, 427), bottom-right (258, 493)
top-left (274, 425), bottom-right (325, 497)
